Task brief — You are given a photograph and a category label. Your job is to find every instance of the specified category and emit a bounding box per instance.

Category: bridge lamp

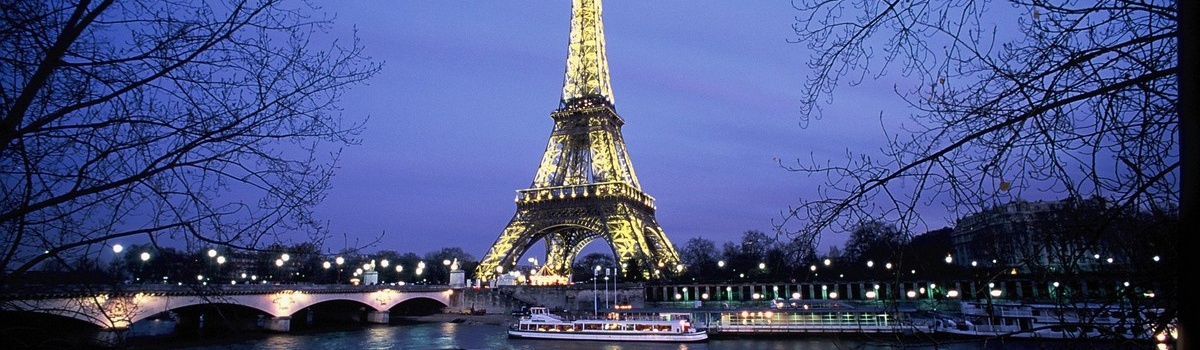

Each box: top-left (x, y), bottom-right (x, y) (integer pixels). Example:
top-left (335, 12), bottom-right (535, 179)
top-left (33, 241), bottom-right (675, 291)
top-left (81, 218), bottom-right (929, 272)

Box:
top-left (281, 253), bottom-right (290, 262)
top-left (395, 265), bottom-right (402, 273)
top-left (418, 261), bottom-right (426, 269)
top-left (208, 249), bottom-right (217, 258)
top-left (140, 252), bottom-right (150, 262)
top-left (112, 244), bottom-right (123, 254)
top-left (362, 263), bottom-right (371, 271)
top-left (323, 261), bottom-right (331, 269)
top-left (380, 259), bottom-right (389, 268)
top-left (335, 256), bottom-right (345, 265)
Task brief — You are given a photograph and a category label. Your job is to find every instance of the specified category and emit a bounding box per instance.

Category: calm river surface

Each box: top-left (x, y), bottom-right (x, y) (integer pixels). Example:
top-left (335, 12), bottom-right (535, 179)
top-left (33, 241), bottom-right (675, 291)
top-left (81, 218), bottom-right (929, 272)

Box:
top-left (156, 322), bottom-right (1070, 350)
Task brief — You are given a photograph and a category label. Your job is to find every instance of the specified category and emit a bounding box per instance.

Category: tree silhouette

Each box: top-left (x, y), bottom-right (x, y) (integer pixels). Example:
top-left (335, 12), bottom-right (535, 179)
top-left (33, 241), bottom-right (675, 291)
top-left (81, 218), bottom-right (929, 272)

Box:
top-left (0, 0), bottom-right (380, 287)
top-left (780, 0), bottom-right (1180, 345)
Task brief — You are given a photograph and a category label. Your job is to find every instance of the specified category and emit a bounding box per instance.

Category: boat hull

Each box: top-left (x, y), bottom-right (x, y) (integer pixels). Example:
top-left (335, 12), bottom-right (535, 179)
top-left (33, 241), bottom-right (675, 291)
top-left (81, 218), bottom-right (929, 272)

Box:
top-left (507, 329), bottom-right (708, 342)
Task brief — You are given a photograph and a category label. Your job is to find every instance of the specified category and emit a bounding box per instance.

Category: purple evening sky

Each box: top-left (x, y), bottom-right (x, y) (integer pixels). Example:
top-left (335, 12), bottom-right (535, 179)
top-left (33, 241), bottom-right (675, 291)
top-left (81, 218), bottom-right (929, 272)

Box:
top-left (310, 2), bottom-right (943, 259)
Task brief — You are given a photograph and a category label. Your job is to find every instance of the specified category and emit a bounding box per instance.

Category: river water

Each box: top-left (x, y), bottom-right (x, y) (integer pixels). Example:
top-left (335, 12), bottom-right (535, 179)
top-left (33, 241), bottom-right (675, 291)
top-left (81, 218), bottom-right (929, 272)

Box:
top-left (152, 322), bottom-right (1071, 350)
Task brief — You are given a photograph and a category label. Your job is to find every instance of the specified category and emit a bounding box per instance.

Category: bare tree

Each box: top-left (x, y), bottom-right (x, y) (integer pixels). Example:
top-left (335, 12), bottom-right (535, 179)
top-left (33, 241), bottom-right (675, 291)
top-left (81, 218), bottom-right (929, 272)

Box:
top-left (0, 0), bottom-right (380, 286)
top-left (841, 219), bottom-right (905, 263)
top-left (779, 0), bottom-right (1178, 344)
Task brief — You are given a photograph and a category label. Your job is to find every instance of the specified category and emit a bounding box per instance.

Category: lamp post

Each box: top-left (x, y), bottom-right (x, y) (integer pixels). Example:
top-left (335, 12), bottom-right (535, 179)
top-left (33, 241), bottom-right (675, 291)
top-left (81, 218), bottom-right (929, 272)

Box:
top-left (380, 259), bottom-right (390, 284)
top-left (108, 244), bottom-right (124, 282)
top-left (139, 251), bottom-right (150, 283)
top-left (335, 256), bottom-right (345, 284)
top-left (215, 255), bottom-right (226, 283)
top-left (604, 267), bottom-right (610, 309)
top-left (593, 266), bottom-right (599, 315)
top-left (322, 261), bottom-right (331, 284)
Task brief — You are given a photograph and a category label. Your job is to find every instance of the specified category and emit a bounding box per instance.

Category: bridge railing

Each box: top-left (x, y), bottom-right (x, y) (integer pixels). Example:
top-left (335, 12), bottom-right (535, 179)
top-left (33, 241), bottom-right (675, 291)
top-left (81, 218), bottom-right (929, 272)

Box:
top-left (1, 283), bottom-right (451, 299)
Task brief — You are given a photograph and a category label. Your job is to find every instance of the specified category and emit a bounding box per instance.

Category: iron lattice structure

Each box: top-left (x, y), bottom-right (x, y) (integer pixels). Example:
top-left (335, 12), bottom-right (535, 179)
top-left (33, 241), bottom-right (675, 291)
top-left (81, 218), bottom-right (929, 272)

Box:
top-left (475, 0), bottom-right (682, 283)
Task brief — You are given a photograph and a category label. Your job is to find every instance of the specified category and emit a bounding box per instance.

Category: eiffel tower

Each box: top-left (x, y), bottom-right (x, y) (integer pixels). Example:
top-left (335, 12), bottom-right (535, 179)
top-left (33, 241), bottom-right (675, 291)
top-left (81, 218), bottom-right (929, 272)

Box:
top-left (475, 0), bottom-right (682, 283)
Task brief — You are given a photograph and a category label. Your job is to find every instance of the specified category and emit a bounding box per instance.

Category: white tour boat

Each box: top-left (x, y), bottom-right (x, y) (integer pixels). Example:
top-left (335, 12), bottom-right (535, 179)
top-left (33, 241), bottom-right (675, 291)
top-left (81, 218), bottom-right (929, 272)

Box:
top-left (508, 307), bottom-right (708, 342)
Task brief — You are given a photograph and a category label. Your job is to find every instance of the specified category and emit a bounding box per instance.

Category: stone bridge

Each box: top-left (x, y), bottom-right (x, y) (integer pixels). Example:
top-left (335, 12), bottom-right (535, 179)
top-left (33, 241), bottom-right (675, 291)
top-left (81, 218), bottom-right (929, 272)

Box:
top-left (1, 284), bottom-right (452, 333)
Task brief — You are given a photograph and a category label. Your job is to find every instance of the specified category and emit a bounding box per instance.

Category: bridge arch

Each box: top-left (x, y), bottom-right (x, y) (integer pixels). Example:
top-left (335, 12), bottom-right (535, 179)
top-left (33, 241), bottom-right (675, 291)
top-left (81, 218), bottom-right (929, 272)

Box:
top-left (3, 287), bottom-right (453, 329)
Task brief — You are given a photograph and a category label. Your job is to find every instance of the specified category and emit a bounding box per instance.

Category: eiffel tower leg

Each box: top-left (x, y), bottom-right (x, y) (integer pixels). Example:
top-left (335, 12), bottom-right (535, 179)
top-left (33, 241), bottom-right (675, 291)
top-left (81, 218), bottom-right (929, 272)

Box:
top-left (540, 231), bottom-right (582, 278)
top-left (476, 219), bottom-right (537, 282)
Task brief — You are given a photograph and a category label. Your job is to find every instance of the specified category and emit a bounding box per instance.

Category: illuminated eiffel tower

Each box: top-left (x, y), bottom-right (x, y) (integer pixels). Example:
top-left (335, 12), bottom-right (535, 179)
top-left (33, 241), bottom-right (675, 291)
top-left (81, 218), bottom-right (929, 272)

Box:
top-left (475, 0), bottom-right (682, 283)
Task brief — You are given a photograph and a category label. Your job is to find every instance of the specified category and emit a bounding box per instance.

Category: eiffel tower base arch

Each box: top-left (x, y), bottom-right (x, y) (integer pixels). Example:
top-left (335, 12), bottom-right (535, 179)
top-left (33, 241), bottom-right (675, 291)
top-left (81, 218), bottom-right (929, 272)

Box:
top-left (475, 188), bottom-right (681, 283)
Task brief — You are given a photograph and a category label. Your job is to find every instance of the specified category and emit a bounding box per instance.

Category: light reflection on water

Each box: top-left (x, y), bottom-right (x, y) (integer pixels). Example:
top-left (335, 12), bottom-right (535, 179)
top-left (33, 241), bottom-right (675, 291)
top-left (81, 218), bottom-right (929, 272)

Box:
top-left (173, 323), bottom-right (1027, 350)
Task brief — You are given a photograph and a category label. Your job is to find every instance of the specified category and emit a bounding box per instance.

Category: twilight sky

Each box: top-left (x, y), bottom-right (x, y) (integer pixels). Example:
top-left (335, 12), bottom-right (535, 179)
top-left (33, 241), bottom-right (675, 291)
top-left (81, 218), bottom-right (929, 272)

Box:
top-left (309, 2), bottom-right (943, 259)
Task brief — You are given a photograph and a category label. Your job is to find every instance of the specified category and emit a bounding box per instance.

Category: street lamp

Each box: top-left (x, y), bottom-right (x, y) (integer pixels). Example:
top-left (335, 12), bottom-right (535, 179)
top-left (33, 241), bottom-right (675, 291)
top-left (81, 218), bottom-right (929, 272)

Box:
top-left (112, 244), bottom-right (124, 254)
top-left (593, 266), bottom-right (601, 315)
top-left (207, 249), bottom-right (217, 258)
top-left (335, 256), bottom-right (345, 284)
top-left (605, 268), bottom-right (611, 309)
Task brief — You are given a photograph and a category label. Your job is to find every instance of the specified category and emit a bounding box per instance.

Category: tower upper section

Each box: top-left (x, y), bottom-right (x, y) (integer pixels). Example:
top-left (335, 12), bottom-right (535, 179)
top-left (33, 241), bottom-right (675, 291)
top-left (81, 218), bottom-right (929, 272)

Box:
top-left (560, 0), bottom-right (614, 110)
